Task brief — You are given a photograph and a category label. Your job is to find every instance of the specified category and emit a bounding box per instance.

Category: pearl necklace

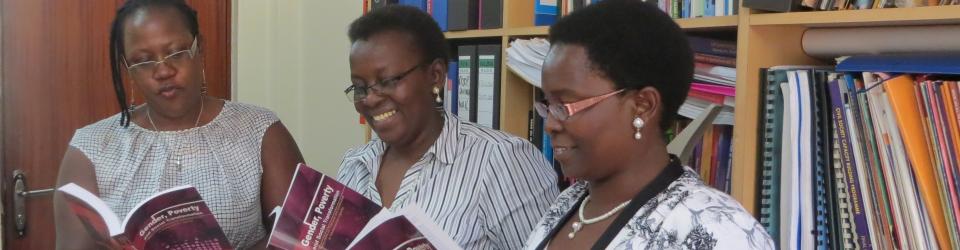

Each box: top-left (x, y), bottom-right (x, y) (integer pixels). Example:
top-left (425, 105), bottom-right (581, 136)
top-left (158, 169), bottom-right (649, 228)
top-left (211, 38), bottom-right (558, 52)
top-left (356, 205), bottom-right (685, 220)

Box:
top-left (146, 99), bottom-right (204, 168)
top-left (568, 195), bottom-right (631, 239)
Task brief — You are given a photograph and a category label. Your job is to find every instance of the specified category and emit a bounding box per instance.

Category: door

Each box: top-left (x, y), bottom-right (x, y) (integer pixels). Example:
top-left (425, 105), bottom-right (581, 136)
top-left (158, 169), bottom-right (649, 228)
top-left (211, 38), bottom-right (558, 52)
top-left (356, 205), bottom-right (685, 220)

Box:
top-left (0, 0), bottom-right (231, 249)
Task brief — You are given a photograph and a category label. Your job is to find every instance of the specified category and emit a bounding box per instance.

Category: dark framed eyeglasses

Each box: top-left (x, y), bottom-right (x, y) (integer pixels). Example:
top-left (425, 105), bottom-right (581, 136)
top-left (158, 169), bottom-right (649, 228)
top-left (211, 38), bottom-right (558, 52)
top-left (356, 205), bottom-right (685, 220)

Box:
top-left (534, 89), bottom-right (626, 121)
top-left (123, 37), bottom-right (199, 77)
top-left (344, 62), bottom-right (425, 103)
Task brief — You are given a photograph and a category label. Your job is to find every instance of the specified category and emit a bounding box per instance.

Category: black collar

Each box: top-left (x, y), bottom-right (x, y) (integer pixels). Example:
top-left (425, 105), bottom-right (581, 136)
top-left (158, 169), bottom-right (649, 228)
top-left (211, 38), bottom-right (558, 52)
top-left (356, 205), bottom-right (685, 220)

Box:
top-left (535, 154), bottom-right (684, 250)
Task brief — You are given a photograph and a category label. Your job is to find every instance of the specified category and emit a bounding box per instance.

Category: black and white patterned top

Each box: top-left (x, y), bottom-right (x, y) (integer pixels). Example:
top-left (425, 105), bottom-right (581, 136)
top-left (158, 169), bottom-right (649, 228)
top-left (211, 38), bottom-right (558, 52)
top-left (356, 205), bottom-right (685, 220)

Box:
top-left (337, 112), bottom-right (560, 249)
top-left (523, 163), bottom-right (775, 250)
top-left (69, 101), bottom-right (277, 249)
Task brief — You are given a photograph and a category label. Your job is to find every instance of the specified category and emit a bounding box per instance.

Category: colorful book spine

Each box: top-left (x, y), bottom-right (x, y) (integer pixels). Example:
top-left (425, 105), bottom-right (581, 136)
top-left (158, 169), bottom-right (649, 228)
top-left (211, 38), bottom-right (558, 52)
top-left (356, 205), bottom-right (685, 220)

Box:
top-left (836, 76), bottom-right (874, 249)
top-left (884, 74), bottom-right (950, 249)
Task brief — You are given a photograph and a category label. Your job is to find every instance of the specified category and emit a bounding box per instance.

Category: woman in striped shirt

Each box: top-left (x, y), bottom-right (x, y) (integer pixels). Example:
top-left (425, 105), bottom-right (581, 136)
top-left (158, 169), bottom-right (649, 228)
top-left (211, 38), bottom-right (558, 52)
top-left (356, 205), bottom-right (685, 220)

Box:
top-left (337, 5), bottom-right (559, 249)
top-left (522, 1), bottom-right (773, 249)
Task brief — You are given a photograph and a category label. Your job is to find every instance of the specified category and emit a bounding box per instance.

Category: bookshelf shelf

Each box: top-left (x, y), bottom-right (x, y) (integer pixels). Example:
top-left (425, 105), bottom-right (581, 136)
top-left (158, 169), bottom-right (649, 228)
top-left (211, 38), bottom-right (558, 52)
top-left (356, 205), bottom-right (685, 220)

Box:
top-left (447, 16), bottom-right (739, 40)
top-left (444, 28), bottom-right (506, 39)
top-left (505, 26), bottom-right (549, 37)
top-left (750, 5), bottom-right (960, 27)
top-left (676, 15), bottom-right (739, 30)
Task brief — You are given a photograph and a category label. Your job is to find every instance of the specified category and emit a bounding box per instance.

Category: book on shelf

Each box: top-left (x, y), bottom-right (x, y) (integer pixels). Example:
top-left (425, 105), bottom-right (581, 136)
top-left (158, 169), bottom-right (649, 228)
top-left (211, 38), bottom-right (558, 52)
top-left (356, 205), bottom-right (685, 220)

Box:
top-left (57, 183), bottom-right (232, 249)
top-left (444, 59), bottom-right (459, 115)
top-left (457, 45), bottom-right (478, 122)
top-left (476, 44), bottom-right (502, 129)
top-left (267, 164), bottom-right (460, 250)
top-left (449, 0), bottom-right (479, 30)
top-left (744, 0), bottom-right (956, 12)
top-left (479, 0), bottom-right (502, 29)
top-left (534, 0), bottom-right (560, 26)
top-left (761, 54), bottom-right (960, 249)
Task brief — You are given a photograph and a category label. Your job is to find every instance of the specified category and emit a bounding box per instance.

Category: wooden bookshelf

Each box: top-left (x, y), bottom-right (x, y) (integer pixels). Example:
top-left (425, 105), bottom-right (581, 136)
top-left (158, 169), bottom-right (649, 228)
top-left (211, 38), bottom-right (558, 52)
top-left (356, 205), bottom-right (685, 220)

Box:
top-left (676, 15), bottom-right (739, 30)
top-left (436, 3), bottom-right (960, 217)
top-left (444, 28), bottom-right (506, 39)
top-left (750, 5), bottom-right (960, 27)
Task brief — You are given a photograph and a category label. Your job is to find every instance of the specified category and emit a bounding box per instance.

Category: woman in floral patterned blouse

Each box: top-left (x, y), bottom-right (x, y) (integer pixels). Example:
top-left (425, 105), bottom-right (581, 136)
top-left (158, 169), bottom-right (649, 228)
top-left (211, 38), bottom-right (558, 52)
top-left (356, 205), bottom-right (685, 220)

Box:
top-left (523, 1), bottom-right (774, 249)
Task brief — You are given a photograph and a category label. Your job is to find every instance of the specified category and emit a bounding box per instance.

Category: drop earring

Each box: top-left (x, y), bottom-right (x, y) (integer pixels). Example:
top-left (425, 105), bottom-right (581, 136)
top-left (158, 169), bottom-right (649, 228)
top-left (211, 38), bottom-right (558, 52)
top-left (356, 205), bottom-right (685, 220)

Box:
top-left (433, 86), bottom-right (442, 104)
top-left (128, 88), bottom-right (137, 112)
top-left (201, 68), bottom-right (209, 96)
top-left (633, 116), bottom-right (645, 140)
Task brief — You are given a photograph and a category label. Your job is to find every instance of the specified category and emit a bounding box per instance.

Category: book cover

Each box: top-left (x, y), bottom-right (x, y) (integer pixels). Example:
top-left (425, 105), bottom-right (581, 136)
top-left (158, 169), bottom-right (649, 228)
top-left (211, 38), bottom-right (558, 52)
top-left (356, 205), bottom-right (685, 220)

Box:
top-left (828, 78), bottom-right (863, 249)
top-left (457, 45), bottom-right (478, 122)
top-left (267, 164), bottom-right (382, 249)
top-left (534, 0), bottom-right (559, 26)
top-left (432, 0), bottom-right (449, 31)
top-left (694, 53), bottom-right (736, 68)
top-left (884, 74), bottom-right (951, 249)
top-left (476, 44), bottom-right (502, 129)
top-left (445, 60), bottom-right (459, 115)
top-left (687, 36), bottom-right (737, 58)
top-left (448, 0), bottom-right (479, 30)
top-left (479, 0), bottom-right (502, 29)
top-left (759, 68), bottom-right (784, 243)
top-left (347, 205), bottom-right (460, 250)
top-left (58, 183), bottom-right (232, 249)
top-left (267, 164), bottom-right (460, 250)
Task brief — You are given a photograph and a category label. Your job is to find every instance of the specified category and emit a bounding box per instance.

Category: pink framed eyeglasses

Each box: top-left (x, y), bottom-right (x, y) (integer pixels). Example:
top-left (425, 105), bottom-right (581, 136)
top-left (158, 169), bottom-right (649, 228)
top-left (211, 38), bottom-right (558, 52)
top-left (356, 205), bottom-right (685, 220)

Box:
top-left (534, 89), bottom-right (625, 121)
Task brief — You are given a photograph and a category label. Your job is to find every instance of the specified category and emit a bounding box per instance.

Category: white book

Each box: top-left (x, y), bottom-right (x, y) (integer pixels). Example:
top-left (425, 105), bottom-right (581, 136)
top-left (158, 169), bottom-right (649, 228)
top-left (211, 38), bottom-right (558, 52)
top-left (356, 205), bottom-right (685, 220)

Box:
top-left (347, 204), bottom-right (461, 250)
top-left (779, 81), bottom-right (797, 250)
top-left (796, 70), bottom-right (815, 249)
top-left (476, 54), bottom-right (497, 129)
top-left (457, 55), bottom-right (472, 120)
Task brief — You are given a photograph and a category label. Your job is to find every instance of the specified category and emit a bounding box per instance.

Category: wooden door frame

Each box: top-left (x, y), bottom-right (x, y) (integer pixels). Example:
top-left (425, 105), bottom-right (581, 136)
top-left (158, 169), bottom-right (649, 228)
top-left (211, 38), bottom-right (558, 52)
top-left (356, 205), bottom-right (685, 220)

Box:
top-left (1, 0), bottom-right (6, 246)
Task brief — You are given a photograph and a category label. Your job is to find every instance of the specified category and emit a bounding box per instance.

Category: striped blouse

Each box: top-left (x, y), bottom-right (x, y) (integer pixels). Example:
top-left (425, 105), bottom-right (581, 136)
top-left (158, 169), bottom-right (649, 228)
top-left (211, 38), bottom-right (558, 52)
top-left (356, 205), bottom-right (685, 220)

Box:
top-left (337, 112), bottom-right (560, 249)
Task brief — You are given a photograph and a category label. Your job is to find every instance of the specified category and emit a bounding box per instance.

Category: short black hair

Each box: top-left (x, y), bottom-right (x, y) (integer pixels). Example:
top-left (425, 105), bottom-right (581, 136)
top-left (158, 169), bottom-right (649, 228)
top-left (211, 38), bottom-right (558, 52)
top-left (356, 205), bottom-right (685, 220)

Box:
top-left (109, 0), bottom-right (200, 127)
top-left (549, 0), bottom-right (693, 131)
top-left (348, 5), bottom-right (449, 65)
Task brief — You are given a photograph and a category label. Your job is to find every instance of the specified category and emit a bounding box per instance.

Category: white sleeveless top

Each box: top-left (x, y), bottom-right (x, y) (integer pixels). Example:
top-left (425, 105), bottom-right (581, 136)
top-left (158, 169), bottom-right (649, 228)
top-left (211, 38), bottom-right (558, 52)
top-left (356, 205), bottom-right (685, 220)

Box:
top-left (69, 101), bottom-right (278, 249)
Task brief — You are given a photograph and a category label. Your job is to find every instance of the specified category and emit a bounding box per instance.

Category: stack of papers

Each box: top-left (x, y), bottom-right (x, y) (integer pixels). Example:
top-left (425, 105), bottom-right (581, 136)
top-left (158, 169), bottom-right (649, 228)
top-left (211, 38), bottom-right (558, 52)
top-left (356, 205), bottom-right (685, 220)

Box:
top-left (506, 38), bottom-right (551, 88)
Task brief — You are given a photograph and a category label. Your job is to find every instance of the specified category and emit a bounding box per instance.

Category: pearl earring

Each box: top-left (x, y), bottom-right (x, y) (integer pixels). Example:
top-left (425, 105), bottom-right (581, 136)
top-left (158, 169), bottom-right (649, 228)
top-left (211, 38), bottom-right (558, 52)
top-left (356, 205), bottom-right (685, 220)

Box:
top-left (633, 117), bottom-right (644, 140)
top-left (433, 86), bottom-right (442, 104)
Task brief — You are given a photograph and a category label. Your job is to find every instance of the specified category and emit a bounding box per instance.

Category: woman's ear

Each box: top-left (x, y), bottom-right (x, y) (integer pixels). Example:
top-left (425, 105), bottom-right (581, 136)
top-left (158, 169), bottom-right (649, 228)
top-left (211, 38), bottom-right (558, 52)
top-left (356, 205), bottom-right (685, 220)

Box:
top-left (429, 58), bottom-right (446, 85)
top-left (631, 86), bottom-right (661, 123)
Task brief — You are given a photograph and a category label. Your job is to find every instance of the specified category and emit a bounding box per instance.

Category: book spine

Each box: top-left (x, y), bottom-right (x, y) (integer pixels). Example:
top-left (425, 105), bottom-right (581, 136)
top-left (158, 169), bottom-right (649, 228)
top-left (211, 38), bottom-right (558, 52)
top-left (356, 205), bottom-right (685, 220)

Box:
top-left (759, 68), bottom-right (778, 238)
top-left (836, 77), bottom-right (874, 250)
top-left (812, 71), bottom-right (831, 250)
top-left (694, 53), bottom-right (737, 67)
top-left (687, 36), bottom-right (737, 58)
top-left (885, 74), bottom-right (951, 249)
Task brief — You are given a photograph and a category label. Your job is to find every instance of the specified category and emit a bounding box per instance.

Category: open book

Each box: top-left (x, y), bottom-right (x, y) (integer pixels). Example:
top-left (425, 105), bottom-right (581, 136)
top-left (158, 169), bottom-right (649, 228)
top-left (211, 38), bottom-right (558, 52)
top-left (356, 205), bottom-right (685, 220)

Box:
top-left (267, 164), bottom-right (461, 250)
top-left (57, 183), bottom-right (232, 249)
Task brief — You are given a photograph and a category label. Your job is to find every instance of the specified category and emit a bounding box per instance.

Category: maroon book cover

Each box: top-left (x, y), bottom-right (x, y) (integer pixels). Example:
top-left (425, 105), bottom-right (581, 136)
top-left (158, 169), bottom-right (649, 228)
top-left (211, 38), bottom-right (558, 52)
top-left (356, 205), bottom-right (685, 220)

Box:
top-left (267, 164), bottom-right (383, 249)
top-left (58, 183), bottom-right (232, 249)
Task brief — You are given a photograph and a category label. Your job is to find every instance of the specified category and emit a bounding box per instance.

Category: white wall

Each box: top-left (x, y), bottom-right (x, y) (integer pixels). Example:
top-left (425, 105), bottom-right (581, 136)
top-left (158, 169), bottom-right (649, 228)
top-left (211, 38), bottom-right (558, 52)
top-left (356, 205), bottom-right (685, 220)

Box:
top-left (234, 0), bottom-right (364, 175)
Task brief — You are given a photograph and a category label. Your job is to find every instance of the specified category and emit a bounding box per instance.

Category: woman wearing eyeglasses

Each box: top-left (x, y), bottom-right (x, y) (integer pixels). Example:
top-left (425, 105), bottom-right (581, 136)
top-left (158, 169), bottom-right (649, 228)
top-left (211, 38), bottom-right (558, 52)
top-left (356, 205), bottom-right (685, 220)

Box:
top-left (53, 0), bottom-right (304, 249)
top-left (522, 1), bottom-right (773, 249)
top-left (337, 5), bottom-right (559, 249)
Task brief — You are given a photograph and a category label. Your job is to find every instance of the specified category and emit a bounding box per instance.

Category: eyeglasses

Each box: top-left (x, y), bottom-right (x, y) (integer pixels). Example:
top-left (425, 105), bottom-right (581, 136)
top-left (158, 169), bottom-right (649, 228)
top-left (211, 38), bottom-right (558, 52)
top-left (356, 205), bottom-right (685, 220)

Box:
top-left (534, 89), bottom-right (625, 121)
top-left (124, 37), bottom-right (199, 77)
top-left (344, 63), bottom-right (424, 103)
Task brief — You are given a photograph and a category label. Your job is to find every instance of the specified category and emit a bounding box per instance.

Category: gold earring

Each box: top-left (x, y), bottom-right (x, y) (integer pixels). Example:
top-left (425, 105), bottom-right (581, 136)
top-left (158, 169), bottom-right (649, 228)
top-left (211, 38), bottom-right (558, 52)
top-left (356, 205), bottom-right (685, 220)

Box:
top-left (433, 86), bottom-right (442, 104)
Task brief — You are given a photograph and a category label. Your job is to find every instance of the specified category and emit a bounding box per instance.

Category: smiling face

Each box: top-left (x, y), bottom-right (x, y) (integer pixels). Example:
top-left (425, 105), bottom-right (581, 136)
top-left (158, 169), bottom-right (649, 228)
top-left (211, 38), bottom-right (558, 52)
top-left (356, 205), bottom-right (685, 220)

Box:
top-left (541, 44), bottom-right (649, 181)
top-left (122, 7), bottom-right (204, 117)
top-left (349, 30), bottom-right (442, 145)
